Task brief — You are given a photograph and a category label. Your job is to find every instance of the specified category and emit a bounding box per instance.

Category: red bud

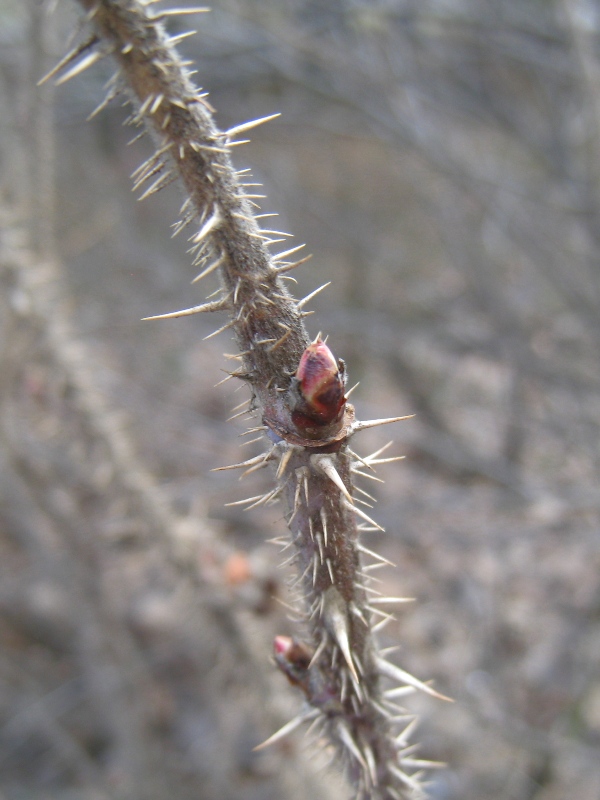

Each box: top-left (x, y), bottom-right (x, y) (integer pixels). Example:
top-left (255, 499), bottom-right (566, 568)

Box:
top-left (274, 635), bottom-right (294, 657)
top-left (293, 339), bottom-right (345, 426)
top-left (273, 636), bottom-right (313, 689)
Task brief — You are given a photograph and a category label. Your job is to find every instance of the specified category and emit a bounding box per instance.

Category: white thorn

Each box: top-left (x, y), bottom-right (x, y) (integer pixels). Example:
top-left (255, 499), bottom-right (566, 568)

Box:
top-left (372, 614), bottom-right (396, 633)
top-left (253, 709), bottom-right (319, 751)
top-left (369, 456), bottom-right (406, 466)
top-left (244, 486), bottom-right (280, 509)
top-left (203, 319), bottom-right (236, 340)
top-left (137, 171), bottom-right (177, 200)
top-left (345, 381), bottom-right (360, 399)
top-left (141, 297), bottom-right (228, 320)
top-left (86, 83), bottom-right (121, 120)
top-left (364, 441), bottom-right (395, 461)
top-left (296, 282), bottom-right (331, 310)
top-left (276, 445), bottom-right (296, 479)
top-left (38, 36), bottom-right (99, 85)
top-left (394, 717), bottom-right (420, 747)
top-left (354, 485), bottom-right (377, 503)
top-left (376, 657), bottom-right (453, 702)
top-left (336, 721), bottom-right (368, 772)
top-left (351, 415), bottom-right (415, 434)
top-left (224, 494), bottom-right (265, 507)
top-left (257, 228), bottom-right (293, 238)
top-left (349, 602), bottom-right (368, 627)
top-left (326, 558), bottom-right (334, 583)
top-left (271, 243), bottom-right (306, 262)
top-left (402, 757), bottom-right (446, 769)
top-left (388, 764), bottom-right (424, 795)
top-left (368, 597), bottom-right (415, 605)
top-left (192, 253), bottom-right (226, 283)
top-left (345, 501), bottom-right (384, 531)
top-left (385, 686), bottom-right (416, 700)
top-left (351, 467), bottom-right (385, 484)
top-left (320, 507), bottom-right (328, 547)
top-left (363, 742), bottom-right (378, 786)
top-left (55, 49), bottom-right (106, 85)
top-left (166, 30), bottom-right (198, 46)
top-left (361, 564), bottom-right (387, 576)
top-left (154, 7), bottom-right (210, 18)
top-left (307, 633), bottom-right (328, 669)
top-left (212, 452), bottom-right (271, 472)
top-left (147, 94), bottom-right (163, 115)
top-left (225, 113), bottom-right (281, 138)
top-left (311, 454), bottom-right (353, 504)
top-left (323, 587), bottom-right (359, 684)
top-left (191, 207), bottom-right (221, 243)
top-left (273, 254), bottom-right (313, 274)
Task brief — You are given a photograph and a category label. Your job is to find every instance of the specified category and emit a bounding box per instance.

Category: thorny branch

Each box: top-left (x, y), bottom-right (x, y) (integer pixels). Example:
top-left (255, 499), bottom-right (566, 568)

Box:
top-left (48, 1), bottom-right (450, 796)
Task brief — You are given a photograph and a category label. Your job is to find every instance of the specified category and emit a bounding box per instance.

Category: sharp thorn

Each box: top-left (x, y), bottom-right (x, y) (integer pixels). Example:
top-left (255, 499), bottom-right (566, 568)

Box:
top-left (38, 35), bottom-right (99, 85)
top-left (376, 657), bottom-right (453, 702)
top-left (368, 597), bottom-right (415, 605)
top-left (153, 7), bottom-right (210, 19)
top-left (224, 494), bottom-right (265, 507)
top-left (191, 208), bottom-right (221, 244)
top-left (269, 328), bottom-right (293, 352)
top-left (345, 381), bottom-right (360, 399)
top-left (388, 765), bottom-right (424, 795)
top-left (296, 282), bottom-right (331, 310)
top-left (166, 30), bottom-right (198, 46)
top-left (276, 445), bottom-right (295, 479)
top-left (203, 319), bottom-right (236, 340)
top-left (354, 485), bottom-right (377, 503)
top-left (323, 587), bottom-right (359, 684)
top-left (271, 244), bottom-right (306, 262)
top-left (272, 254), bottom-right (313, 273)
top-left (386, 686), bottom-right (417, 700)
top-left (142, 297), bottom-right (228, 320)
top-left (253, 710), bottom-right (319, 751)
top-left (326, 558), bottom-right (335, 583)
top-left (311, 454), bottom-right (353, 504)
top-left (137, 171), bottom-right (176, 200)
top-left (336, 721), bottom-right (368, 772)
top-left (192, 253), bottom-right (226, 283)
top-left (225, 113), bottom-right (281, 138)
top-left (212, 452), bottom-right (270, 472)
top-left (365, 441), bottom-right (395, 461)
top-left (87, 83), bottom-right (121, 120)
top-left (320, 507), bottom-right (328, 547)
top-left (55, 48), bottom-right (107, 85)
top-left (401, 757), bottom-right (446, 770)
top-left (372, 614), bottom-right (396, 633)
top-left (351, 415), bottom-right (415, 434)
top-left (345, 501), bottom-right (384, 531)
top-left (356, 542), bottom-right (396, 567)
top-left (351, 467), bottom-right (385, 483)
top-left (363, 742), bottom-right (378, 787)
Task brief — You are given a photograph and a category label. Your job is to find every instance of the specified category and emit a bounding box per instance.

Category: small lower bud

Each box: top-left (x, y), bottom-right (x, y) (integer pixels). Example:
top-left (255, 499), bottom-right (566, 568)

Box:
top-left (273, 636), bottom-right (313, 689)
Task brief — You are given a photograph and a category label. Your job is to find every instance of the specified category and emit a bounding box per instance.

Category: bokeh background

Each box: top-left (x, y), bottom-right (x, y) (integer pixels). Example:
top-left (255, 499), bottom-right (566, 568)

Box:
top-left (1, 0), bottom-right (600, 798)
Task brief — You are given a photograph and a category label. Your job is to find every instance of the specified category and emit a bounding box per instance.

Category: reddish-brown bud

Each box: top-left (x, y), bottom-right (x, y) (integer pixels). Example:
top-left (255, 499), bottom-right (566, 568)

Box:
top-left (292, 339), bottom-right (346, 429)
top-left (273, 636), bottom-right (313, 691)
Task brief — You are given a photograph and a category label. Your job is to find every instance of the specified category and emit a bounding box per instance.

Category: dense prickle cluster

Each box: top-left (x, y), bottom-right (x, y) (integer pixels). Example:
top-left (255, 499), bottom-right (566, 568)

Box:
top-left (51, 1), bottom-right (450, 797)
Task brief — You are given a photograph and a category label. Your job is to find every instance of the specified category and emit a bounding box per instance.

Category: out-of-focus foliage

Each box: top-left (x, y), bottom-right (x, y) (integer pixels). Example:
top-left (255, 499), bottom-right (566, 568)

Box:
top-left (1, 0), bottom-right (600, 798)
